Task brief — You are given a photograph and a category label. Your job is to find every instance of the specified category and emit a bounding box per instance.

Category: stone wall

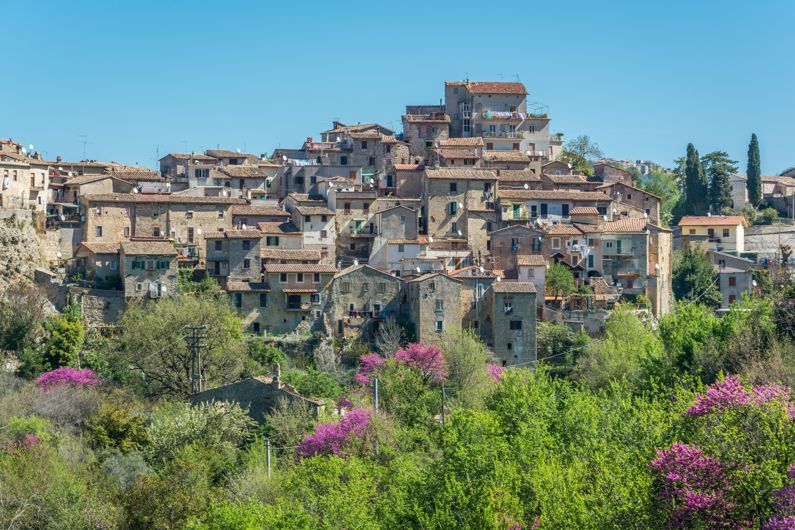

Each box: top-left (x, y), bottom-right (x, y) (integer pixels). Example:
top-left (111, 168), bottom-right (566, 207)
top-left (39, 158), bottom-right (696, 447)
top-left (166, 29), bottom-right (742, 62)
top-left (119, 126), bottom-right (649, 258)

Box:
top-left (0, 214), bottom-right (45, 293)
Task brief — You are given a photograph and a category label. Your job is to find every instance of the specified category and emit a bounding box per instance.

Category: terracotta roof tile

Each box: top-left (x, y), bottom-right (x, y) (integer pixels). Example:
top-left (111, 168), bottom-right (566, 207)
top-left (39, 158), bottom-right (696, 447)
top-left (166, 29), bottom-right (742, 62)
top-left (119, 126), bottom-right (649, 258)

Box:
top-left (120, 240), bottom-right (178, 256)
top-left (483, 150), bottom-right (530, 162)
top-left (516, 255), bottom-right (546, 266)
top-left (425, 168), bottom-right (497, 180)
top-left (260, 249), bottom-right (322, 261)
top-left (230, 205), bottom-right (289, 217)
top-left (256, 221), bottom-right (300, 234)
top-left (570, 206), bottom-right (600, 215)
top-left (294, 205), bottom-right (334, 216)
top-left (226, 281), bottom-right (270, 292)
top-left (678, 215), bottom-right (747, 227)
top-left (264, 264), bottom-right (337, 273)
top-left (601, 218), bottom-right (649, 233)
top-left (436, 148), bottom-right (480, 159)
top-left (447, 81), bottom-right (528, 95)
top-left (394, 163), bottom-right (424, 171)
top-left (438, 137), bottom-right (484, 148)
top-left (498, 190), bottom-right (610, 201)
top-left (83, 193), bottom-right (246, 205)
top-left (492, 281), bottom-right (537, 293)
top-left (78, 241), bottom-right (121, 254)
top-left (203, 229), bottom-right (262, 239)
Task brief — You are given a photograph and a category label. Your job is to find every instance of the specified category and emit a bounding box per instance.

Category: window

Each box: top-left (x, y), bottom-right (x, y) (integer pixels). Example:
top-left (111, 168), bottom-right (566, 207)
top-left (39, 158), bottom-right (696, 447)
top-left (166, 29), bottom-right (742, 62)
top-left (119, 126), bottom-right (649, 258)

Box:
top-left (435, 320), bottom-right (443, 332)
top-left (123, 227), bottom-right (130, 237)
top-left (510, 320), bottom-right (522, 330)
top-left (606, 241), bottom-right (613, 248)
top-left (186, 210), bottom-right (193, 219)
top-left (341, 282), bottom-right (351, 293)
top-left (95, 226), bottom-right (103, 237)
top-left (723, 228), bottom-right (730, 237)
top-left (146, 260), bottom-right (155, 270)
top-left (217, 208), bottom-right (224, 220)
top-left (242, 240), bottom-right (251, 250)
top-left (233, 293), bottom-right (242, 308)
top-left (429, 281), bottom-right (435, 292)
top-left (311, 293), bottom-right (320, 304)
top-left (378, 282), bottom-right (386, 293)
top-left (689, 229), bottom-right (696, 235)
top-left (280, 273), bottom-right (287, 282)
top-left (363, 203), bottom-right (369, 214)
top-left (243, 258), bottom-right (251, 269)
top-left (153, 227), bottom-right (161, 238)
top-left (551, 237), bottom-right (560, 249)
top-left (350, 243), bottom-right (356, 251)
top-left (297, 273), bottom-right (304, 282)
top-left (398, 244), bottom-right (405, 253)
top-left (527, 268), bottom-right (535, 278)
top-left (368, 156), bottom-right (376, 166)
top-left (503, 296), bottom-right (513, 313)
top-left (95, 207), bottom-right (102, 216)
top-left (321, 215), bottom-right (328, 222)
top-left (110, 260), bottom-right (118, 271)
top-left (729, 294), bottom-right (737, 304)
top-left (214, 240), bottom-right (223, 251)
top-left (252, 322), bottom-right (261, 333)
top-left (435, 299), bottom-right (444, 311)
top-left (729, 276), bottom-right (736, 287)
top-left (340, 156), bottom-right (348, 165)
top-left (320, 230), bottom-right (327, 239)
top-left (361, 141), bottom-right (368, 149)
top-left (195, 168), bottom-right (209, 179)
top-left (363, 283), bottom-right (369, 292)
top-left (258, 293), bottom-right (268, 307)
top-left (344, 203), bottom-right (351, 213)
top-left (313, 273), bottom-right (321, 283)
top-left (304, 215), bottom-right (311, 223)
top-left (266, 236), bottom-right (280, 246)
top-left (449, 182), bottom-right (457, 193)
top-left (400, 215), bottom-right (406, 223)
top-left (135, 282), bottom-right (142, 292)
top-left (451, 222), bottom-right (458, 233)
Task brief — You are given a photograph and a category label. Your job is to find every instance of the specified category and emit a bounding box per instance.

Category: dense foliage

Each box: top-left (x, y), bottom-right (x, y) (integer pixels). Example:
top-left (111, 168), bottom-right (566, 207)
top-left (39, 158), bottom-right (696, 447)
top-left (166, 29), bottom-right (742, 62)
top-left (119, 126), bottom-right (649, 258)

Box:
top-left (1, 278), bottom-right (795, 528)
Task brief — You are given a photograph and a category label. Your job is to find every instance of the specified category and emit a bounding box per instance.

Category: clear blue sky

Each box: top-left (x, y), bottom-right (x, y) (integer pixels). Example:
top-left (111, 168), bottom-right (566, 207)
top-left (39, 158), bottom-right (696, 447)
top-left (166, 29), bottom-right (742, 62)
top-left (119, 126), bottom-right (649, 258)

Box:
top-left (3, 0), bottom-right (794, 173)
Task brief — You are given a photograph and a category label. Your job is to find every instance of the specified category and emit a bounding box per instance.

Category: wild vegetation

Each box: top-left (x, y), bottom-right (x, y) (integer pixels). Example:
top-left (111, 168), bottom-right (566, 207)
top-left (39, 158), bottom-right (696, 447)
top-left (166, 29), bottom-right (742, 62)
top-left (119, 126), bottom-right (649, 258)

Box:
top-left (0, 272), bottom-right (793, 529)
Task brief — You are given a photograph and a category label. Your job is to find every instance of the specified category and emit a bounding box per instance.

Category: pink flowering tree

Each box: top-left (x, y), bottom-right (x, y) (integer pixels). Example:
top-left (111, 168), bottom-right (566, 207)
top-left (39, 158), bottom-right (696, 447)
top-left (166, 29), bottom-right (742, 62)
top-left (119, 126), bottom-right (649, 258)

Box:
top-left (488, 363), bottom-right (505, 383)
top-left (35, 367), bottom-right (100, 390)
top-left (651, 376), bottom-right (795, 528)
top-left (354, 343), bottom-right (447, 386)
top-left (298, 408), bottom-right (371, 458)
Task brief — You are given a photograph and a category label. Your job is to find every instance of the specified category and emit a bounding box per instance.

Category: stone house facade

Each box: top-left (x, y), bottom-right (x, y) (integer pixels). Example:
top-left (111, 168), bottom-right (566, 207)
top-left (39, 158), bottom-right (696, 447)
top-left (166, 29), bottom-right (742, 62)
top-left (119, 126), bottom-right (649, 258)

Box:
top-left (402, 273), bottom-right (462, 343)
top-left (322, 265), bottom-right (402, 340)
top-left (119, 240), bottom-right (179, 300)
top-left (597, 182), bottom-right (661, 225)
top-left (401, 108), bottom-right (450, 159)
top-left (487, 281), bottom-right (537, 366)
top-left (261, 263), bottom-right (337, 335)
top-left (204, 229), bottom-right (263, 285)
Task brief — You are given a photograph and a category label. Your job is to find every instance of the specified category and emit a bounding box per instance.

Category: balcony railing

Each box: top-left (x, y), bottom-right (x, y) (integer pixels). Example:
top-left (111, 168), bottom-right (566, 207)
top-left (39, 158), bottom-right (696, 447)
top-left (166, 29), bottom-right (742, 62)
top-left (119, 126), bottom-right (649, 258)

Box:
top-left (481, 111), bottom-right (524, 121)
top-left (482, 131), bottom-right (523, 139)
top-left (286, 302), bottom-right (311, 311)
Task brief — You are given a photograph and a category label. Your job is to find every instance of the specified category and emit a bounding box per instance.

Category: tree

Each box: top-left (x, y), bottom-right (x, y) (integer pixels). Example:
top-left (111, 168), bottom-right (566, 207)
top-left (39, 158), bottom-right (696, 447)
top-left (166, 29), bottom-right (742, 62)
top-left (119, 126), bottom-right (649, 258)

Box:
top-left (118, 294), bottom-right (245, 397)
top-left (684, 143), bottom-right (709, 215)
top-left (564, 135), bottom-right (603, 161)
top-left (574, 307), bottom-right (663, 391)
top-left (640, 167), bottom-right (682, 226)
top-left (40, 307), bottom-right (85, 371)
top-left (702, 151), bottom-right (737, 212)
top-left (672, 244), bottom-right (722, 309)
top-left (373, 317), bottom-right (408, 355)
top-left (440, 328), bottom-right (493, 407)
top-left (747, 133), bottom-right (762, 206)
top-left (546, 263), bottom-right (575, 301)
top-left (561, 135), bottom-right (603, 177)
top-left (0, 283), bottom-right (48, 354)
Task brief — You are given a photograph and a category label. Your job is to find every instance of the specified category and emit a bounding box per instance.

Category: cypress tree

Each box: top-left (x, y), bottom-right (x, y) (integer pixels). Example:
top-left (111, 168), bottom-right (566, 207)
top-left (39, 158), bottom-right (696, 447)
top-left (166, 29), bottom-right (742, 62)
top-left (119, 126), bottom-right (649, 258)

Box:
top-left (746, 133), bottom-right (762, 207)
top-left (684, 143), bottom-right (709, 215)
top-left (702, 151), bottom-right (737, 213)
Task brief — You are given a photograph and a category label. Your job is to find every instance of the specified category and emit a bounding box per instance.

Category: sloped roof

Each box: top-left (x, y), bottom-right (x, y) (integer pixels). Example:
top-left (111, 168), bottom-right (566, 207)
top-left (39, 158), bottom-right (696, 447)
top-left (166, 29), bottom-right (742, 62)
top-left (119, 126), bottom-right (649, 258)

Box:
top-left (393, 163), bottom-right (424, 171)
top-left (257, 221), bottom-right (300, 235)
top-left (516, 255), bottom-right (546, 267)
top-left (482, 150), bottom-right (530, 163)
top-left (438, 137), bottom-right (484, 148)
top-left (601, 218), bottom-right (649, 233)
top-left (264, 264), bottom-right (337, 273)
top-left (77, 241), bottom-right (121, 254)
top-left (447, 81), bottom-right (528, 95)
top-left (260, 248), bottom-right (322, 261)
top-left (120, 240), bottom-right (178, 256)
top-left (226, 281), bottom-right (270, 292)
top-left (570, 206), bottom-right (600, 215)
top-left (492, 281), bottom-right (537, 293)
top-left (83, 193), bottom-right (246, 205)
top-left (679, 215), bottom-right (747, 227)
top-left (203, 229), bottom-right (262, 239)
top-left (217, 166), bottom-right (269, 179)
top-left (294, 205), bottom-right (334, 216)
top-left (436, 148), bottom-right (480, 159)
top-left (498, 190), bottom-right (610, 201)
top-left (496, 169), bottom-right (541, 182)
top-left (425, 168), bottom-right (497, 180)
top-left (230, 205), bottom-right (289, 217)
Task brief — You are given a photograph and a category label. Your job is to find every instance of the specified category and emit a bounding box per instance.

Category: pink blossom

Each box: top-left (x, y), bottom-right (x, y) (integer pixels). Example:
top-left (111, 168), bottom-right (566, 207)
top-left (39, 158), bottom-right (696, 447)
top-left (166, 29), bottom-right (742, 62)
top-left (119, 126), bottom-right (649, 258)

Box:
top-left (35, 367), bottom-right (100, 390)
top-left (354, 353), bottom-right (386, 385)
top-left (686, 376), bottom-right (794, 418)
top-left (488, 363), bottom-right (505, 382)
top-left (393, 343), bottom-right (447, 383)
top-left (650, 443), bottom-right (732, 526)
top-left (763, 516), bottom-right (795, 530)
top-left (298, 408), bottom-right (371, 457)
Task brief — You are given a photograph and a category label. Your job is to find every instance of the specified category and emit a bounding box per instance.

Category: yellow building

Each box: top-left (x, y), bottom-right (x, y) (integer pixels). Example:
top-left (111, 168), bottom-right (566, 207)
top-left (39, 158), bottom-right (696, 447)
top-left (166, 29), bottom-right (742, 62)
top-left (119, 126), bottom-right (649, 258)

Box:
top-left (678, 215), bottom-right (747, 253)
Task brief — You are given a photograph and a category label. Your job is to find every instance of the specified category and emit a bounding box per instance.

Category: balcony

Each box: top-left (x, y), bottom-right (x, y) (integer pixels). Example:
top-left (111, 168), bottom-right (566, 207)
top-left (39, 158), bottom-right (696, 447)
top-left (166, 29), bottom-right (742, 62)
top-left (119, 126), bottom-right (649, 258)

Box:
top-left (176, 244), bottom-right (199, 261)
top-left (348, 310), bottom-right (385, 319)
top-left (350, 227), bottom-right (375, 237)
top-left (482, 131), bottom-right (523, 139)
top-left (481, 111), bottom-right (524, 121)
top-left (286, 302), bottom-right (311, 311)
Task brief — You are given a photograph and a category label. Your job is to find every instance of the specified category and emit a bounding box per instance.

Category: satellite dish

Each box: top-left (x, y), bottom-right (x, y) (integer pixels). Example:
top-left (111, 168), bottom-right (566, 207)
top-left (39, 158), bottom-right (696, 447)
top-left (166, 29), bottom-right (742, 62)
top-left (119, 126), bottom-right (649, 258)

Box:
top-left (56, 251), bottom-right (62, 259)
top-left (28, 144), bottom-right (34, 151)
top-left (526, 150), bottom-right (532, 157)
top-left (458, 202), bottom-right (464, 208)
top-left (68, 171), bottom-right (73, 177)
top-left (752, 279), bottom-right (758, 287)
top-left (428, 236), bottom-right (434, 243)
top-left (58, 167), bottom-right (63, 171)
top-left (21, 147), bottom-right (27, 154)
top-left (236, 148), bottom-right (242, 154)
top-left (197, 228), bottom-right (202, 235)
top-left (132, 188), bottom-right (139, 193)
top-left (416, 266), bottom-right (421, 273)
top-left (524, 183), bottom-right (529, 190)
top-left (479, 266), bottom-right (485, 273)
top-left (242, 223), bottom-right (247, 229)
top-left (354, 259), bottom-right (359, 266)
top-left (707, 212), bottom-right (712, 217)
top-left (496, 276), bottom-right (502, 282)
top-left (336, 136), bottom-right (341, 143)
top-left (457, 230), bottom-right (463, 236)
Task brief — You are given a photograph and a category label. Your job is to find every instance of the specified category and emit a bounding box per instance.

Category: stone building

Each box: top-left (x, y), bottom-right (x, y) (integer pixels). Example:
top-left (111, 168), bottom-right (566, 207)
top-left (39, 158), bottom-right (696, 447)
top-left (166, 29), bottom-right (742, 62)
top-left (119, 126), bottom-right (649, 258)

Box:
top-left (322, 264), bottom-right (402, 340)
top-left (226, 280), bottom-right (272, 334)
top-left (678, 215), bottom-right (747, 253)
top-left (448, 266), bottom-right (501, 331)
top-left (230, 204), bottom-right (290, 228)
top-left (189, 374), bottom-right (324, 424)
top-left (707, 250), bottom-right (754, 309)
top-left (1, 139), bottom-right (50, 211)
top-left (487, 281), bottom-right (537, 366)
top-left (401, 107), bottom-right (450, 159)
top-left (261, 263), bottom-right (337, 335)
top-left (392, 164), bottom-right (425, 198)
top-left (289, 204), bottom-right (336, 262)
top-left (592, 162), bottom-right (633, 185)
top-left (204, 229), bottom-right (263, 285)
top-left (497, 189), bottom-right (612, 223)
top-left (487, 224), bottom-right (545, 277)
top-left (423, 167), bottom-right (498, 261)
top-left (328, 189), bottom-right (377, 262)
top-left (80, 193), bottom-right (245, 261)
top-left (597, 181), bottom-right (661, 225)
top-left (119, 240), bottom-right (179, 300)
top-left (74, 241), bottom-right (122, 289)
top-left (402, 273), bottom-right (462, 343)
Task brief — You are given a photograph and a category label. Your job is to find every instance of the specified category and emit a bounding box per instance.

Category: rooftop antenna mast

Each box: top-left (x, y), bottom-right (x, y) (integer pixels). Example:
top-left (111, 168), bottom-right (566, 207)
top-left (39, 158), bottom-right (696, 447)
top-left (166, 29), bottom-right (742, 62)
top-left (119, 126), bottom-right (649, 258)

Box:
top-left (79, 134), bottom-right (89, 160)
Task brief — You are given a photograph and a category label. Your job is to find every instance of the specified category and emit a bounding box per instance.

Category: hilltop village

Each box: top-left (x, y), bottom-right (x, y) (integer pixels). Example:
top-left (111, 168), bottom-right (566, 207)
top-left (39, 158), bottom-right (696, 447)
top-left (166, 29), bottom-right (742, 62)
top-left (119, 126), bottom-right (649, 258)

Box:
top-left (3, 79), bottom-right (793, 367)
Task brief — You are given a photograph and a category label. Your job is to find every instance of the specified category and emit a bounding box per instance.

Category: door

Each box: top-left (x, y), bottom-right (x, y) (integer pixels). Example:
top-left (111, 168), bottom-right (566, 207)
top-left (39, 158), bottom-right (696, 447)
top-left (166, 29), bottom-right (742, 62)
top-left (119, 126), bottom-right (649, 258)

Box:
top-left (540, 203), bottom-right (548, 217)
top-left (213, 261), bottom-right (221, 275)
top-left (562, 204), bottom-right (570, 217)
top-left (616, 240), bottom-right (622, 254)
top-left (513, 204), bottom-right (520, 219)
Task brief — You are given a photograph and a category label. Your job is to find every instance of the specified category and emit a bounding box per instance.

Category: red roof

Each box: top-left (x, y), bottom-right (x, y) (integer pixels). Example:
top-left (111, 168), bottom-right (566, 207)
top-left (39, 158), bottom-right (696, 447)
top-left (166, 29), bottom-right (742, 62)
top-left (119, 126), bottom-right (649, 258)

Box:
top-left (448, 81), bottom-right (528, 95)
top-left (678, 215), bottom-right (747, 227)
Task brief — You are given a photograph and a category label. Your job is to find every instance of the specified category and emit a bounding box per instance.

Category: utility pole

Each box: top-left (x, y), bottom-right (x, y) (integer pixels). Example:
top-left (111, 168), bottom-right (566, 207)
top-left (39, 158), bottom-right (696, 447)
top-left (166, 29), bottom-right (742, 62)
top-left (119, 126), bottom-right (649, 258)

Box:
top-left (373, 378), bottom-right (379, 412)
top-left (441, 384), bottom-right (446, 425)
top-left (184, 324), bottom-right (208, 393)
top-left (266, 438), bottom-right (272, 479)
